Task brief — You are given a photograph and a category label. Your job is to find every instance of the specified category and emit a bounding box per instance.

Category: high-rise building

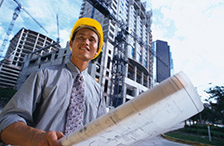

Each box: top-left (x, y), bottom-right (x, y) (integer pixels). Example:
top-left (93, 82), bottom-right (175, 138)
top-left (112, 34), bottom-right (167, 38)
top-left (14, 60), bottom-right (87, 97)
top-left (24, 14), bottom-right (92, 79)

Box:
top-left (79, 0), bottom-right (153, 107)
top-left (5, 27), bottom-right (60, 67)
top-left (0, 28), bottom-right (61, 88)
top-left (152, 40), bottom-right (172, 84)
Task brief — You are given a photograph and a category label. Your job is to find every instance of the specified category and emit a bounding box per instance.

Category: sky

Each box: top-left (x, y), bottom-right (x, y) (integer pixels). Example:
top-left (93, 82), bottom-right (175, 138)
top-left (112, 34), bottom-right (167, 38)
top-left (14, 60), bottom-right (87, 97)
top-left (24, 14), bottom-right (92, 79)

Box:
top-left (0, 0), bottom-right (224, 101)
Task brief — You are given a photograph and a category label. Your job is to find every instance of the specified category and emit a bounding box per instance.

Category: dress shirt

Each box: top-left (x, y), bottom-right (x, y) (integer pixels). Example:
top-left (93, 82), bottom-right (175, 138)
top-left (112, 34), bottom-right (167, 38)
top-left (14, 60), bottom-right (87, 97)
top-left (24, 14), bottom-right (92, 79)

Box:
top-left (0, 60), bottom-right (106, 133)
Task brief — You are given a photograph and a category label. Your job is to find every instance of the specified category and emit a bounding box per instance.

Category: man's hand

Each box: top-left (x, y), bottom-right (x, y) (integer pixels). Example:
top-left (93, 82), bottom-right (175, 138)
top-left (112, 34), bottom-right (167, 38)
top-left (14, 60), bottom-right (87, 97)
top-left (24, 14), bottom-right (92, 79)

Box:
top-left (0, 121), bottom-right (64, 146)
top-left (38, 131), bottom-right (64, 146)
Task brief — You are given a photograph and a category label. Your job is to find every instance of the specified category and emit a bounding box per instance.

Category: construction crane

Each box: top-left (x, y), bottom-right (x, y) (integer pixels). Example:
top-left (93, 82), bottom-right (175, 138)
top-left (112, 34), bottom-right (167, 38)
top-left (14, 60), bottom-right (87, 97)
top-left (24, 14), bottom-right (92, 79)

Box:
top-left (0, 0), bottom-right (48, 59)
top-left (56, 14), bottom-right (60, 43)
top-left (0, 0), bottom-right (3, 8)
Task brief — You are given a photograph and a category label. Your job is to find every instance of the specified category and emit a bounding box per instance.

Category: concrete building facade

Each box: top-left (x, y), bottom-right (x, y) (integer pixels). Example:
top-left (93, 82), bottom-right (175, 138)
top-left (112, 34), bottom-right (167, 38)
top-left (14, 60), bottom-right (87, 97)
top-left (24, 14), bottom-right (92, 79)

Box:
top-left (0, 28), bottom-right (61, 89)
top-left (79, 0), bottom-right (153, 106)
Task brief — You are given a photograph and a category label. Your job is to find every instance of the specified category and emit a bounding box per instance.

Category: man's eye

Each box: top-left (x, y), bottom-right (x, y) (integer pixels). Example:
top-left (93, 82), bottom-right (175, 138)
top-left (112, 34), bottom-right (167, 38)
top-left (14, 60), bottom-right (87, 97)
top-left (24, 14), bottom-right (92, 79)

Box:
top-left (77, 36), bottom-right (83, 40)
top-left (89, 38), bottom-right (96, 42)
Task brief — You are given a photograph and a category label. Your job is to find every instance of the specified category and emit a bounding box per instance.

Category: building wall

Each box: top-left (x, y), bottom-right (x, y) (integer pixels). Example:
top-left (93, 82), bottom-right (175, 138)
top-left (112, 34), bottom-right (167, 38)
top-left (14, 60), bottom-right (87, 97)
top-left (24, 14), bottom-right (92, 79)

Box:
top-left (80, 0), bottom-right (153, 107)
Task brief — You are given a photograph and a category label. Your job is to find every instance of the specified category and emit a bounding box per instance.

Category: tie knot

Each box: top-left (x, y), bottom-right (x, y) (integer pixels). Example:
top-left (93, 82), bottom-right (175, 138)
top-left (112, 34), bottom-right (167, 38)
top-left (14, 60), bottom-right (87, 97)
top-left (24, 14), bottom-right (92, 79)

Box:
top-left (76, 74), bottom-right (84, 82)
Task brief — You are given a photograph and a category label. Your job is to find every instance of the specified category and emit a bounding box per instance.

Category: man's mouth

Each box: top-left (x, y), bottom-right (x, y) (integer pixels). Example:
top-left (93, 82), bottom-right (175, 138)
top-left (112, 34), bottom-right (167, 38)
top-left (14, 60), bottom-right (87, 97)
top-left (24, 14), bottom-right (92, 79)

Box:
top-left (80, 47), bottom-right (90, 51)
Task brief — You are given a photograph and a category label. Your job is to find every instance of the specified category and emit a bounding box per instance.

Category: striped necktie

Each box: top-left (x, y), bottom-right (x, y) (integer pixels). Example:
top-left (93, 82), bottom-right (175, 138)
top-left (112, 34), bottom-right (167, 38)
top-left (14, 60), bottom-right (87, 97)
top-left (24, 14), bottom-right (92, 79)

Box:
top-left (65, 73), bottom-right (85, 135)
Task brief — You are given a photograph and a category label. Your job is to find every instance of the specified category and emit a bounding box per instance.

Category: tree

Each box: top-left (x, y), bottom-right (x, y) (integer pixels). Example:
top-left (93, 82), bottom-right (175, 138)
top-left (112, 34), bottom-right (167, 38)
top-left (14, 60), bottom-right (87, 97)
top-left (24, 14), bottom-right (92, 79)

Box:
top-left (205, 86), bottom-right (224, 124)
top-left (0, 88), bottom-right (17, 99)
top-left (0, 88), bottom-right (17, 109)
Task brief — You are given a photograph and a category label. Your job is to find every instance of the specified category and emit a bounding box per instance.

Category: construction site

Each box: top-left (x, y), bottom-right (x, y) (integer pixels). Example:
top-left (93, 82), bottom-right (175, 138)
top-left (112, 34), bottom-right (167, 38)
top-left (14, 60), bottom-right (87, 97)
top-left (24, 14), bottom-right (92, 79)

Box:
top-left (0, 0), bottom-right (172, 108)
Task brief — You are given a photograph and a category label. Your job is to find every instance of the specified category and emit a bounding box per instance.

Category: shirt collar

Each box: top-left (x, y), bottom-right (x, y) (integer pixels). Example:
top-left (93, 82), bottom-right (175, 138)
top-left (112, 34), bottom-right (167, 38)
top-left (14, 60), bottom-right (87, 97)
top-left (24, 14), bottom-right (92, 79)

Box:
top-left (66, 60), bottom-right (88, 77)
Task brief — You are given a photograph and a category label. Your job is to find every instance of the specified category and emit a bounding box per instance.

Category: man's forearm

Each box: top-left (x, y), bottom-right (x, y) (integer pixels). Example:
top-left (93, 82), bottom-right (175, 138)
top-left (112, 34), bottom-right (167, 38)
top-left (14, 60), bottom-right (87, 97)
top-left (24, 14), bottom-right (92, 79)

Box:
top-left (0, 121), bottom-right (46, 146)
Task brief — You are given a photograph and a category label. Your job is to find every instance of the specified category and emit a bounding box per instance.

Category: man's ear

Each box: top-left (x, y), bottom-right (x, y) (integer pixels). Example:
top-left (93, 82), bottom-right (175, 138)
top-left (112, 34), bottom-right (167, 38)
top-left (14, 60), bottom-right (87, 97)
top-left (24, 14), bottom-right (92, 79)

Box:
top-left (96, 47), bottom-right (99, 54)
top-left (69, 40), bottom-right (73, 48)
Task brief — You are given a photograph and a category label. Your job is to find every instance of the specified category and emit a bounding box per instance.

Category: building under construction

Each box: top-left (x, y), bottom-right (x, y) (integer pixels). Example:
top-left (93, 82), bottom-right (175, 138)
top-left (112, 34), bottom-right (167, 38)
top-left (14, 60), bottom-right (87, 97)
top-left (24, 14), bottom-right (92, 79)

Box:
top-left (0, 28), bottom-right (61, 89)
top-left (79, 0), bottom-right (153, 107)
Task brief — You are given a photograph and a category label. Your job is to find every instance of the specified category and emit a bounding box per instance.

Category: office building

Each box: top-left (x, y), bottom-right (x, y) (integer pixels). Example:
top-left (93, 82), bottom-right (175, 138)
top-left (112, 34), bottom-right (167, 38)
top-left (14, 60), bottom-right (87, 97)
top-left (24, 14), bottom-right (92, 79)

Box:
top-left (152, 40), bottom-right (172, 84)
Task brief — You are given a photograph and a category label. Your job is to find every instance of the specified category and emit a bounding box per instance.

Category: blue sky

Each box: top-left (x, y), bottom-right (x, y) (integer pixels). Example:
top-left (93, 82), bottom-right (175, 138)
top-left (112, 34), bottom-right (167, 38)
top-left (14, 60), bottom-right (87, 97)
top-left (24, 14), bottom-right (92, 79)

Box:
top-left (1, 0), bottom-right (224, 101)
top-left (0, 0), bottom-right (82, 52)
top-left (143, 0), bottom-right (224, 101)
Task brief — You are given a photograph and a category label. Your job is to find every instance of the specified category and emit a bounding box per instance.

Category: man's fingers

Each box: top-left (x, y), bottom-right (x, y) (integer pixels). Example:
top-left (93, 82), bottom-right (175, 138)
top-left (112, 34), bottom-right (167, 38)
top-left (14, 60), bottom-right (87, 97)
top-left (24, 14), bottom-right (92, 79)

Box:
top-left (45, 131), bottom-right (61, 146)
top-left (56, 131), bottom-right (64, 140)
top-left (37, 131), bottom-right (64, 146)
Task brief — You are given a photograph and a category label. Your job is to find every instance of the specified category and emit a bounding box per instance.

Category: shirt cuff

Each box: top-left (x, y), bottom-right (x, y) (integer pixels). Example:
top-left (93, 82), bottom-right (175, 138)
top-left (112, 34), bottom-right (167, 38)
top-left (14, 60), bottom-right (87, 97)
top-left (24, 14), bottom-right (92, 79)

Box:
top-left (0, 114), bottom-right (26, 133)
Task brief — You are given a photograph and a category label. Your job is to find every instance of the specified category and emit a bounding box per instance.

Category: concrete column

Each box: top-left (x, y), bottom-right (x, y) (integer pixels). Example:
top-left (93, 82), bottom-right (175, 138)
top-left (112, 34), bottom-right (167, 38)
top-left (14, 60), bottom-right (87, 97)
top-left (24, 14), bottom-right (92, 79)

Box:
top-left (122, 83), bottom-right (127, 103)
top-left (134, 66), bottom-right (137, 82)
top-left (135, 87), bottom-right (139, 96)
top-left (141, 72), bottom-right (144, 85)
top-left (87, 61), bottom-right (96, 78)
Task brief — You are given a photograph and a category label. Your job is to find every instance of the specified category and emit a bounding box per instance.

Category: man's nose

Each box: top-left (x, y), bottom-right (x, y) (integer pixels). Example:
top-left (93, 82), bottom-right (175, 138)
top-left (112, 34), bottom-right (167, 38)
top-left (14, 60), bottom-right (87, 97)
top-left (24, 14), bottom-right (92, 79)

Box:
top-left (83, 38), bottom-right (90, 45)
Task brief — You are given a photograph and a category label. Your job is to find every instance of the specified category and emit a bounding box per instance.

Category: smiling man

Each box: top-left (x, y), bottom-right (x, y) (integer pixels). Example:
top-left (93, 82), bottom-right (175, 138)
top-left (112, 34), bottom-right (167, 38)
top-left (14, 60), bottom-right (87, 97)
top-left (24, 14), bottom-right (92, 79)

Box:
top-left (0, 17), bottom-right (106, 146)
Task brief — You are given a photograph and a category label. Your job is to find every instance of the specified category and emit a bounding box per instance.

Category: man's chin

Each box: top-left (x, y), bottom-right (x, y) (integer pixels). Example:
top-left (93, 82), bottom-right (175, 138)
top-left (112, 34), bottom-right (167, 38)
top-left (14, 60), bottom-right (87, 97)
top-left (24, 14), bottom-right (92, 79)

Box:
top-left (80, 55), bottom-right (94, 61)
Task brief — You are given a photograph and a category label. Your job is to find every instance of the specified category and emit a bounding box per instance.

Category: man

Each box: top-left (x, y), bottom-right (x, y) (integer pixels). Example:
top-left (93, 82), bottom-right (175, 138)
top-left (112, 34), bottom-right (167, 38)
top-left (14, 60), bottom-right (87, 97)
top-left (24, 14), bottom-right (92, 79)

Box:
top-left (0, 17), bottom-right (106, 146)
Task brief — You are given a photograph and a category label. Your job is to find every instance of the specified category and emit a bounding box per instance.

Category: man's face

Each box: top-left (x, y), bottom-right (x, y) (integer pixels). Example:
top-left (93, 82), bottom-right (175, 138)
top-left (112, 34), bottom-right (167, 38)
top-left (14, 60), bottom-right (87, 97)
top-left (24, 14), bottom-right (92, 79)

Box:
top-left (70, 28), bottom-right (99, 62)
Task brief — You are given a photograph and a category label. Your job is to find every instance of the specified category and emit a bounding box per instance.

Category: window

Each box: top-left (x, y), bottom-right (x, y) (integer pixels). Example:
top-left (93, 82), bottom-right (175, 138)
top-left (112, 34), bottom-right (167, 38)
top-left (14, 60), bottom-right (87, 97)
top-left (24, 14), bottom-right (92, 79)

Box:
top-left (96, 64), bottom-right (100, 73)
top-left (104, 79), bottom-right (108, 93)
top-left (107, 57), bottom-right (111, 69)
top-left (128, 64), bottom-right (134, 80)
top-left (106, 71), bottom-right (109, 77)
top-left (137, 70), bottom-right (142, 84)
top-left (109, 32), bottom-right (114, 39)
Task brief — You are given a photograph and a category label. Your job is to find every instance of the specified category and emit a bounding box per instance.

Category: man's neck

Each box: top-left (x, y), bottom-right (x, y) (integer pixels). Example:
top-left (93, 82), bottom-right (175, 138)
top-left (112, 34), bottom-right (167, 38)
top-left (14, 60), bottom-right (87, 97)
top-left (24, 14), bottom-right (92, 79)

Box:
top-left (71, 59), bottom-right (89, 72)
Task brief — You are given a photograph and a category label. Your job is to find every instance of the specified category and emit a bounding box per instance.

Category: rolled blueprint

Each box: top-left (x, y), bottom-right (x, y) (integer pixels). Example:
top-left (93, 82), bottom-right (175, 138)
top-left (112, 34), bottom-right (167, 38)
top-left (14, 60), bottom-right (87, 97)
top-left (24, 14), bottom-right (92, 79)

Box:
top-left (60, 71), bottom-right (204, 146)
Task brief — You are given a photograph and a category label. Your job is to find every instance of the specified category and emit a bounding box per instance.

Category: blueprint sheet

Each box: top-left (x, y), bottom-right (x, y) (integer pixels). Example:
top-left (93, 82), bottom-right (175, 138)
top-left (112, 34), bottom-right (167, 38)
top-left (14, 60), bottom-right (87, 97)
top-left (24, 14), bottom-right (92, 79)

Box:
top-left (60, 71), bottom-right (204, 146)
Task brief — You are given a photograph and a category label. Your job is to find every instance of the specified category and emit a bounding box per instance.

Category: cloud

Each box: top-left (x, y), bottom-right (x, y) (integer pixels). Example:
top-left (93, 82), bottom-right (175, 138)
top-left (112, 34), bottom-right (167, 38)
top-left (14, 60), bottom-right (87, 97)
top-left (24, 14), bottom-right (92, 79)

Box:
top-left (0, 0), bottom-right (82, 56)
top-left (149, 0), bottom-right (224, 98)
top-left (23, 0), bottom-right (81, 44)
top-left (59, 29), bottom-right (70, 48)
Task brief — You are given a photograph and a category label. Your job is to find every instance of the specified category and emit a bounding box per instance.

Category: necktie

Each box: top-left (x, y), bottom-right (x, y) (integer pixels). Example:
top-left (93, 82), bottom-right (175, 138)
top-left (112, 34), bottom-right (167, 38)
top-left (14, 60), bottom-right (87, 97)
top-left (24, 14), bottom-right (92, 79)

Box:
top-left (65, 74), bottom-right (85, 135)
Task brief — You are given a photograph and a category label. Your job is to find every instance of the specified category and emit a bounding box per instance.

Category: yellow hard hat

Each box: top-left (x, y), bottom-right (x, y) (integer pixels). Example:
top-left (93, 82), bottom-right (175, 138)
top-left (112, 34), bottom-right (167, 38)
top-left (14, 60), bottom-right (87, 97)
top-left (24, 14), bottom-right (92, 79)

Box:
top-left (70, 17), bottom-right (103, 60)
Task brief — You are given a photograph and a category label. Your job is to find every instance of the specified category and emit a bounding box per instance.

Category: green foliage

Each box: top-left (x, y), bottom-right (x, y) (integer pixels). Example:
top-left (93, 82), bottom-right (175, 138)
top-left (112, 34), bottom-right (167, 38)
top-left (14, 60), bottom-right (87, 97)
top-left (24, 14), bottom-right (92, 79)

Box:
top-left (204, 86), bottom-right (224, 124)
top-left (0, 88), bottom-right (17, 99)
top-left (183, 124), bottom-right (224, 138)
top-left (201, 106), bottom-right (216, 123)
top-left (166, 130), bottom-right (224, 146)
